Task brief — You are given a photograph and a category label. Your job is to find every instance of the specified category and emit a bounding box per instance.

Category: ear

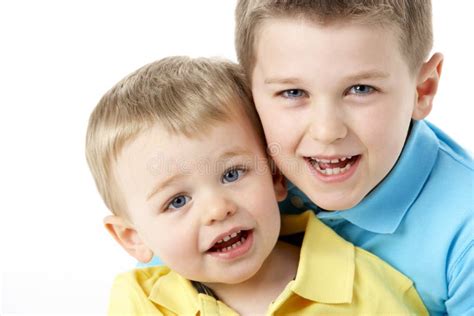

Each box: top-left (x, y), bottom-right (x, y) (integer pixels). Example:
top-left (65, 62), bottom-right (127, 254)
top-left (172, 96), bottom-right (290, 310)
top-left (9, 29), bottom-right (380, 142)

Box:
top-left (103, 215), bottom-right (154, 263)
top-left (271, 163), bottom-right (287, 202)
top-left (413, 52), bottom-right (443, 120)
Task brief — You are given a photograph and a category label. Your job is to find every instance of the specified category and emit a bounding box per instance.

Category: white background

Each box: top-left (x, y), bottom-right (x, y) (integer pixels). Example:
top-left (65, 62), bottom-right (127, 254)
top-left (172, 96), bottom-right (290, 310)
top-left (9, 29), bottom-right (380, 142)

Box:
top-left (0, 1), bottom-right (472, 314)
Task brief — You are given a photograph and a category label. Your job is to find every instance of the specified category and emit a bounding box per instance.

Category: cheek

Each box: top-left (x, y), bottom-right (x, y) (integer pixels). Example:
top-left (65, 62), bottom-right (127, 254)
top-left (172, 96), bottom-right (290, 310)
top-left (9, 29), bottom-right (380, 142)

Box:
top-left (252, 195), bottom-right (281, 246)
top-left (140, 219), bottom-right (197, 264)
top-left (244, 178), bottom-right (281, 218)
top-left (359, 119), bottom-right (406, 161)
top-left (256, 108), bottom-right (300, 154)
top-left (253, 95), bottom-right (284, 136)
top-left (356, 111), bottom-right (411, 177)
top-left (355, 96), bottom-right (411, 147)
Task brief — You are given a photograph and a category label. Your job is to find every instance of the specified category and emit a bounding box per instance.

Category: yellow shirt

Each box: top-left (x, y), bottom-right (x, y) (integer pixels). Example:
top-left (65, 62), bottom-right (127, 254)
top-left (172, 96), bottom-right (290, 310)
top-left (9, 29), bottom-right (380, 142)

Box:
top-left (108, 211), bottom-right (428, 315)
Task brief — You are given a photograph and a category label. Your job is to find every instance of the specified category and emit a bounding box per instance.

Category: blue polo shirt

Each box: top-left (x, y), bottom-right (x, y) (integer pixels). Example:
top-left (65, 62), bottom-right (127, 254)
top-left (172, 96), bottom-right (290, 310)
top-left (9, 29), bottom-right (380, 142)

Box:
top-left (281, 120), bottom-right (473, 315)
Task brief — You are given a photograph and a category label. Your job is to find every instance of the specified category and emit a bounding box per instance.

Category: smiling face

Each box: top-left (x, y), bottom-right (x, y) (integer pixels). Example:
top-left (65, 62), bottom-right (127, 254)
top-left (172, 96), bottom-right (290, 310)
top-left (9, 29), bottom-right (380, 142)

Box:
top-left (113, 111), bottom-right (285, 285)
top-left (251, 18), bottom-right (420, 210)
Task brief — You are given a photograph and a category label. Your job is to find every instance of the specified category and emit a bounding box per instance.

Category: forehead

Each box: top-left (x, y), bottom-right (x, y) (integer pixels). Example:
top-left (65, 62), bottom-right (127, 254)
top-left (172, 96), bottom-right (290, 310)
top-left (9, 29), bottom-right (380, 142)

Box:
top-left (252, 18), bottom-right (407, 79)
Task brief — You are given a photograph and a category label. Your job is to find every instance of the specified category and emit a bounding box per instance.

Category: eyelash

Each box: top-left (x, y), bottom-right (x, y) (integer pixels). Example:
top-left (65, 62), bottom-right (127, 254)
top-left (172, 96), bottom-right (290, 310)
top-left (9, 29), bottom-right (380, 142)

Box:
top-left (278, 89), bottom-right (307, 99)
top-left (165, 194), bottom-right (191, 211)
top-left (345, 84), bottom-right (376, 96)
top-left (221, 165), bottom-right (248, 184)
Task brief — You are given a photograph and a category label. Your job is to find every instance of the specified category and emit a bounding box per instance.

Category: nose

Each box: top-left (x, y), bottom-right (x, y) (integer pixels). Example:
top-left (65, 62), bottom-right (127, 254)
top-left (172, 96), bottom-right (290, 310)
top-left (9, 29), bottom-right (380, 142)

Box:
top-left (308, 100), bottom-right (347, 144)
top-left (202, 191), bottom-right (237, 226)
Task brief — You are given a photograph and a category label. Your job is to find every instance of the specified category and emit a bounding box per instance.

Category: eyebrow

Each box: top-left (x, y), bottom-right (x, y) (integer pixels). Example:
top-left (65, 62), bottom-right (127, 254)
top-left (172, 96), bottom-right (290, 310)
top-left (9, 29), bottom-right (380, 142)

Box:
top-left (146, 149), bottom-right (254, 201)
top-left (344, 71), bottom-right (390, 82)
top-left (219, 149), bottom-right (253, 161)
top-left (264, 71), bottom-right (390, 85)
top-left (264, 77), bottom-right (302, 85)
top-left (146, 174), bottom-right (185, 201)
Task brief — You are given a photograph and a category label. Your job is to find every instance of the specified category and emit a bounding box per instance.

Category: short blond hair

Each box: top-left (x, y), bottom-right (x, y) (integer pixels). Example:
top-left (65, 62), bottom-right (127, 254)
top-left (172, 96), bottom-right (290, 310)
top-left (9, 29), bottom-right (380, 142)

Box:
top-left (86, 56), bottom-right (264, 216)
top-left (235, 0), bottom-right (433, 78)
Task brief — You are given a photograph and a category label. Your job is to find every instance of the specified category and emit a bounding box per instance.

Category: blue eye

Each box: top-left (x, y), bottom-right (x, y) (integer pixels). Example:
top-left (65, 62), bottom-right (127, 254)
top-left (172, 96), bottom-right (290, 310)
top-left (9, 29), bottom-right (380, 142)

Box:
top-left (348, 85), bottom-right (375, 95)
top-left (168, 195), bottom-right (190, 210)
top-left (222, 168), bottom-right (246, 183)
top-left (281, 89), bottom-right (306, 99)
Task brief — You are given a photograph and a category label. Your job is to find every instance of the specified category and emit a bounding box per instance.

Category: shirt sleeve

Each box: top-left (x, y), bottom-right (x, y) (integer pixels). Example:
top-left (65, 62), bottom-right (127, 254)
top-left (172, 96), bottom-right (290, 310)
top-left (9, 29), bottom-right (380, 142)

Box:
top-left (445, 240), bottom-right (474, 315)
top-left (107, 273), bottom-right (164, 316)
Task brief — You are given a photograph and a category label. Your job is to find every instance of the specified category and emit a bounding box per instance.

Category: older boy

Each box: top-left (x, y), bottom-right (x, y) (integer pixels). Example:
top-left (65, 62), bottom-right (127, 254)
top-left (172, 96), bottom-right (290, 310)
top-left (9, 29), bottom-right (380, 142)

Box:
top-left (235, 0), bottom-right (473, 314)
top-left (86, 56), bottom-right (427, 314)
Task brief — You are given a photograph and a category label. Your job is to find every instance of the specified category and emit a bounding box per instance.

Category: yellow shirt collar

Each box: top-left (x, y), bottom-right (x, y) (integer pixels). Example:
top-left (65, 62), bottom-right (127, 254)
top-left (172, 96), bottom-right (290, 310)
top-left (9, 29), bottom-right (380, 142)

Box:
top-left (281, 211), bottom-right (355, 304)
top-left (148, 270), bottom-right (199, 315)
top-left (148, 268), bottom-right (237, 315)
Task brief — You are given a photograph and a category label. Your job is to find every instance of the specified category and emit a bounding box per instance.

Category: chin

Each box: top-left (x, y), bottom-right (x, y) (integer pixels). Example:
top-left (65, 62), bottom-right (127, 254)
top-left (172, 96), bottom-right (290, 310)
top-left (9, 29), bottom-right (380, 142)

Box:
top-left (310, 192), bottom-right (364, 211)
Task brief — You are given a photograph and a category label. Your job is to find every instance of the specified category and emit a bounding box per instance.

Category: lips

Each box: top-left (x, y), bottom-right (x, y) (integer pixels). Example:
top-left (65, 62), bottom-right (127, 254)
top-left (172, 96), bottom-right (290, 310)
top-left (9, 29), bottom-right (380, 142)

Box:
top-left (307, 155), bottom-right (359, 176)
top-left (207, 230), bottom-right (250, 253)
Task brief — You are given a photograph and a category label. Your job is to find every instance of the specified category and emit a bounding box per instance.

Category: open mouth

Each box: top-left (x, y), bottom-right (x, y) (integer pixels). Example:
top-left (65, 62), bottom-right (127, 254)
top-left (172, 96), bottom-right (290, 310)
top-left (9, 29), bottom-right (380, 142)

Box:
top-left (307, 155), bottom-right (360, 176)
top-left (208, 230), bottom-right (250, 253)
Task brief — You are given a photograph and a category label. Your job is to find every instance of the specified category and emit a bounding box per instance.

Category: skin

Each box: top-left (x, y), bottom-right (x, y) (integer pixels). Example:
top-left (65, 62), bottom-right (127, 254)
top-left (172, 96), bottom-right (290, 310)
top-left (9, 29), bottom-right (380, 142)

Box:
top-left (251, 18), bottom-right (442, 211)
top-left (104, 111), bottom-right (298, 314)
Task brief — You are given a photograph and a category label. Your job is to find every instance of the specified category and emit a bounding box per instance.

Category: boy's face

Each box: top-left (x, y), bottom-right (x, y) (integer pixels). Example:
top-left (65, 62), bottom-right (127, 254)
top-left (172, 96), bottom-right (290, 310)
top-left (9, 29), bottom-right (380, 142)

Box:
top-left (113, 112), bottom-right (285, 285)
top-left (251, 19), bottom-right (421, 210)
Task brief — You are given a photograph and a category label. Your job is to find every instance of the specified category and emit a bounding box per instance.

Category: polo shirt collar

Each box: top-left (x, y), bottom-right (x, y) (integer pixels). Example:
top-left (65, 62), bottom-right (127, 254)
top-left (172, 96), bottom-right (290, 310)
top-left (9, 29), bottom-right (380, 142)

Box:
top-left (280, 211), bottom-right (355, 303)
top-left (148, 271), bottom-right (199, 315)
top-left (317, 120), bottom-right (439, 234)
top-left (147, 264), bottom-right (238, 315)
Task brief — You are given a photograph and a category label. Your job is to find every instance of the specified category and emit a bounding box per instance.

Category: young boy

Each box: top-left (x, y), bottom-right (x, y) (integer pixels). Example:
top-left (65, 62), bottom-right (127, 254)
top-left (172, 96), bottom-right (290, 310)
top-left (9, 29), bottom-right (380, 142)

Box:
top-left (235, 0), bottom-right (473, 315)
top-left (86, 56), bottom-right (428, 314)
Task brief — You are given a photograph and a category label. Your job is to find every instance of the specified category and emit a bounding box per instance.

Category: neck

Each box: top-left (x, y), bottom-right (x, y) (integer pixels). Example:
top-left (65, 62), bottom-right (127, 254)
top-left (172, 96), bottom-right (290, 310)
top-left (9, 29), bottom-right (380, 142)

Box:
top-left (204, 241), bottom-right (299, 315)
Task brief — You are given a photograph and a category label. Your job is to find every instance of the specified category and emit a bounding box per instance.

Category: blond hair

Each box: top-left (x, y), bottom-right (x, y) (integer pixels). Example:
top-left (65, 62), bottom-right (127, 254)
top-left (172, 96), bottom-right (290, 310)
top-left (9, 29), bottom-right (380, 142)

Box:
top-left (86, 56), bottom-right (263, 216)
top-left (235, 0), bottom-right (432, 78)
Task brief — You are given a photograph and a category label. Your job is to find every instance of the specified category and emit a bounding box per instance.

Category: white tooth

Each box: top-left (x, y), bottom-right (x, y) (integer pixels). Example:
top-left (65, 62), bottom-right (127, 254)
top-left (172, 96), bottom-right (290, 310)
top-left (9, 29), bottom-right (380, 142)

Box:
top-left (223, 235), bottom-right (231, 242)
top-left (241, 236), bottom-right (246, 242)
top-left (341, 157), bottom-right (347, 161)
top-left (330, 159), bottom-right (339, 163)
top-left (227, 246), bottom-right (232, 251)
top-left (321, 159), bottom-right (330, 163)
top-left (232, 243), bottom-right (237, 248)
top-left (230, 232), bottom-right (238, 238)
top-left (326, 168), bottom-right (333, 175)
top-left (235, 241), bottom-right (242, 246)
top-left (217, 239), bottom-right (223, 244)
top-left (332, 167), bottom-right (341, 175)
top-left (347, 156), bottom-right (352, 160)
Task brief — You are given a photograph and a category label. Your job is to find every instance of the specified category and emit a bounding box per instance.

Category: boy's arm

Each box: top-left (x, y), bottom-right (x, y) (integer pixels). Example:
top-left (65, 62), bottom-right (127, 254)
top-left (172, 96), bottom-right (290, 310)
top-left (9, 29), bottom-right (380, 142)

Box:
top-left (445, 241), bottom-right (474, 315)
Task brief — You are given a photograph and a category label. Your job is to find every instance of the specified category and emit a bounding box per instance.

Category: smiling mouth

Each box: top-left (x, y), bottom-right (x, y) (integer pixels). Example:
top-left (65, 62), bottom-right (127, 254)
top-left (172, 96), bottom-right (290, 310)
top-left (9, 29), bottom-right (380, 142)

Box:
top-left (307, 155), bottom-right (360, 176)
top-left (208, 230), bottom-right (250, 253)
